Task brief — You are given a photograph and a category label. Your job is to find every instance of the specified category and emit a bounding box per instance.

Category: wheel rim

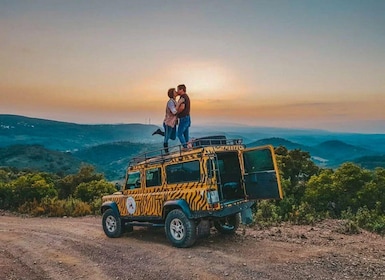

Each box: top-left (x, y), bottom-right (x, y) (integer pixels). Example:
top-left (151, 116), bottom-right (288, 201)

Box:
top-left (170, 218), bottom-right (185, 241)
top-left (106, 215), bottom-right (117, 233)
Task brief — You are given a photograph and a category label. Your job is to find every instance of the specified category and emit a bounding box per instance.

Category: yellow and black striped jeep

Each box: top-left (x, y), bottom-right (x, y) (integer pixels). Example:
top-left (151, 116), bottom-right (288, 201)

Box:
top-left (101, 136), bottom-right (282, 247)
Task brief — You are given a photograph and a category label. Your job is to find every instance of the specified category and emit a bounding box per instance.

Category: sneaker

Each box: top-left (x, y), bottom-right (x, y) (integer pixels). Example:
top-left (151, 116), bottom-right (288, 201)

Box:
top-left (152, 128), bottom-right (164, 136)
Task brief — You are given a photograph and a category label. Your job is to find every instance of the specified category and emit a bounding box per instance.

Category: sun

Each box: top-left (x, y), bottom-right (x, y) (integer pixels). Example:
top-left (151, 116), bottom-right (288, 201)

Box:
top-left (169, 61), bottom-right (234, 99)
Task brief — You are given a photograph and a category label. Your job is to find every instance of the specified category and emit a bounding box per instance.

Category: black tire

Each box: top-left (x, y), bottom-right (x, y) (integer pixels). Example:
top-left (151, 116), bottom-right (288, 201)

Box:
top-left (165, 209), bottom-right (197, 248)
top-left (102, 208), bottom-right (123, 238)
top-left (214, 213), bottom-right (240, 234)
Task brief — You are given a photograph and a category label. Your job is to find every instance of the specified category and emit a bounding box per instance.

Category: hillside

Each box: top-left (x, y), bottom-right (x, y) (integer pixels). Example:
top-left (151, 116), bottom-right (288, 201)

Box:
top-left (1, 115), bottom-right (384, 180)
top-left (0, 144), bottom-right (83, 175)
top-left (74, 141), bottom-right (162, 180)
top-left (247, 137), bottom-right (381, 168)
top-left (0, 114), bottom-right (160, 151)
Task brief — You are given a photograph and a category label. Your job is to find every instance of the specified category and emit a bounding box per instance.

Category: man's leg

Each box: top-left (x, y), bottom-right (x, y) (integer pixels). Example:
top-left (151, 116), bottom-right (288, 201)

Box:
top-left (183, 116), bottom-right (191, 145)
top-left (177, 117), bottom-right (188, 148)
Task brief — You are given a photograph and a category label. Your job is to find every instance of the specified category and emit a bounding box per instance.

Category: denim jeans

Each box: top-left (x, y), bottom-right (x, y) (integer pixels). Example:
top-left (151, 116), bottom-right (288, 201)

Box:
top-left (163, 123), bottom-right (176, 144)
top-left (177, 115), bottom-right (191, 148)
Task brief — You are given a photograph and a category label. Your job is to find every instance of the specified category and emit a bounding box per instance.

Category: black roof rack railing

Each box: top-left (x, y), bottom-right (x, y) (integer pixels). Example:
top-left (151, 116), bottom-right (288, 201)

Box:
top-left (129, 136), bottom-right (243, 167)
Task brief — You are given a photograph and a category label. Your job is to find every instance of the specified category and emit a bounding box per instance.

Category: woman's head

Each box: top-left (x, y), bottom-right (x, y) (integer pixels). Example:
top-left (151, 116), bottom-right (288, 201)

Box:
top-left (167, 88), bottom-right (176, 98)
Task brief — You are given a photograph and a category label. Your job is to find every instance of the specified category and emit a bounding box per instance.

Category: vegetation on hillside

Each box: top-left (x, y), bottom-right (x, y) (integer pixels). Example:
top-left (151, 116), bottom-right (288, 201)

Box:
top-left (255, 147), bottom-right (385, 235)
top-left (0, 146), bottom-right (384, 235)
top-left (0, 165), bottom-right (116, 217)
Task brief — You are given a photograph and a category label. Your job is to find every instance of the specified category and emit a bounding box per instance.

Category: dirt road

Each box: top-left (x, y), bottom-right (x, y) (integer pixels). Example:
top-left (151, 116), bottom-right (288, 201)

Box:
top-left (1, 212), bottom-right (384, 280)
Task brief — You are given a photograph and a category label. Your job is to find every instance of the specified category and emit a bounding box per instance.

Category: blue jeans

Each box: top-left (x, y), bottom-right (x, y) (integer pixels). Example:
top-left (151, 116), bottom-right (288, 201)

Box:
top-left (177, 115), bottom-right (191, 148)
top-left (163, 123), bottom-right (176, 144)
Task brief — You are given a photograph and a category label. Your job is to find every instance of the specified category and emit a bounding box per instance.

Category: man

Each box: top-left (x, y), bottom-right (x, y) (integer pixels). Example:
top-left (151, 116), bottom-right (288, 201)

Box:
top-left (176, 84), bottom-right (191, 149)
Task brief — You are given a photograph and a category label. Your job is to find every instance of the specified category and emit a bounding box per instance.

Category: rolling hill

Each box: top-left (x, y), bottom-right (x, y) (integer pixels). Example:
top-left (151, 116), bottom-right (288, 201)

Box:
top-left (0, 114), bottom-right (161, 151)
top-left (1, 114), bottom-right (384, 180)
top-left (0, 144), bottom-right (83, 175)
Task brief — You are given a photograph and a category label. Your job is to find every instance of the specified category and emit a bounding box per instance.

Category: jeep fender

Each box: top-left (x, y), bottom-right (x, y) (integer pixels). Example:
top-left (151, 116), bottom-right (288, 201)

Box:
top-left (101, 201), bottom-right (120, 217)
top-left (163, 200), bottom-right (192, 219)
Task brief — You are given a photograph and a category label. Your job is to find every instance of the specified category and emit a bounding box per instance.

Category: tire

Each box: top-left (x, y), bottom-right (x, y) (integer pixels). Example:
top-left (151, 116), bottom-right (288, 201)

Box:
top-left (102, 208), bottom-right (123, 238)
top-left (214, 213), bottom-right (240, 234)
top-left (165, 209), bottom-right (197, 248)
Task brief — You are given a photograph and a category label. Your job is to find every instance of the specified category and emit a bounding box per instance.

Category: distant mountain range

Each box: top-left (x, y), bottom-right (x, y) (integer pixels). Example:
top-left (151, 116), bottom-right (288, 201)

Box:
top-left (1, 114), bottom-right (384, 180)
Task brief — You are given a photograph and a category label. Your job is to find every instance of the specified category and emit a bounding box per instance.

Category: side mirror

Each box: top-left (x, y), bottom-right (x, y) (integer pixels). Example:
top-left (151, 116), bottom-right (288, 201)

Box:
top-left (135, 179), bottom-right (141, 188)
top-left (115, 182), bottom-right (122, 191)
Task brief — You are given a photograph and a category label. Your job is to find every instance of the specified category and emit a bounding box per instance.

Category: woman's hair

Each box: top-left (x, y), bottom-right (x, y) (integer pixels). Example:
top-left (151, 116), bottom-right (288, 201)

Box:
top-left (167, 88), bottom-right (175, 98)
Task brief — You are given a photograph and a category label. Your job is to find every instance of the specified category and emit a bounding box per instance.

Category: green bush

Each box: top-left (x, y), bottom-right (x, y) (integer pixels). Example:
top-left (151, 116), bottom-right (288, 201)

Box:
top-left (18, 197), bottom-right (92, 217)
top-left (355, 205), bottom-right (385, 235)
top-left (9, 173), bottom-right (57, 209)
top-left (288, 202), bottom-right (318, 225)
top-left (253, 200), bottom-right (282, 228)
top-left (74, 179), bottom-right (116, 203)
top-left (0, 183), bottom-right (13, 209)
top-left (337, 220), bottom-right (361, 235)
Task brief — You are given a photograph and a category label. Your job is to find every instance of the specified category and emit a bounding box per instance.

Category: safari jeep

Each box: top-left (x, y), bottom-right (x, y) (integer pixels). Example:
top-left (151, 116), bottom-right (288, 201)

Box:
top-left (101, 136), bottom-right (282, 248)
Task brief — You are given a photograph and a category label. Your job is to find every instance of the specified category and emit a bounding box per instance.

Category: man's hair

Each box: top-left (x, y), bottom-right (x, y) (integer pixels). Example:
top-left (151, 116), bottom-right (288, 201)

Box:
top-left (177, 84), bottom-right (186, 92)
top-left (167, 88), bottom-right (175, 98)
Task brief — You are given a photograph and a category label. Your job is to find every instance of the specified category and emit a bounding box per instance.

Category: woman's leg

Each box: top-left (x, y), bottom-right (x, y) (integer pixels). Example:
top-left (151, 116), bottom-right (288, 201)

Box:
top-left (163, 123), bottom-right (173, 153)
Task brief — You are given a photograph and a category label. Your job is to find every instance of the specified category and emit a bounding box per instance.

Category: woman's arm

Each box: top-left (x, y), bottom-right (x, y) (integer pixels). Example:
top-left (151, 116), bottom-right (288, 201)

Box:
top-left (176, 97), bottom-right (185, 113)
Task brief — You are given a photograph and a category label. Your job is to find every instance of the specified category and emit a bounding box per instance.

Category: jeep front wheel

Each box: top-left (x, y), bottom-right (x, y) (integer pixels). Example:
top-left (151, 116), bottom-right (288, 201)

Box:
top-left (102, 208), bottom-right (122, 238)
top-left (214, 213), bottom-right (240, 234)
top-left (165, 209), bottom-right (197, 248)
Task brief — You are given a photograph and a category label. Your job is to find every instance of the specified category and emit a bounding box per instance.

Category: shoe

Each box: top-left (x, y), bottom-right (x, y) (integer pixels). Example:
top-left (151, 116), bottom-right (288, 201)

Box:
top-left (152, 128), bottom-right (164, 136)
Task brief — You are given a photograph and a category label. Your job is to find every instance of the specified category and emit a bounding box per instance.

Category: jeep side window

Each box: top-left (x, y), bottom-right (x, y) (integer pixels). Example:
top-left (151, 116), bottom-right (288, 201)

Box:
top-left (146, 167), bottom-right (161, 187)
top-left (166, 160), bottom-right (200, 183)
top-left (126, 171), bottom-right (141, 190)
top-left (243, 149), bottom-right (274, 173)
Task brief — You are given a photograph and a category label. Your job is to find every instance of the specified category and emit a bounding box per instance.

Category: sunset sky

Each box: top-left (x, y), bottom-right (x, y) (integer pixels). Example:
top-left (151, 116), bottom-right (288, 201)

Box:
top-left (1, 0), bottom-right (384, 133)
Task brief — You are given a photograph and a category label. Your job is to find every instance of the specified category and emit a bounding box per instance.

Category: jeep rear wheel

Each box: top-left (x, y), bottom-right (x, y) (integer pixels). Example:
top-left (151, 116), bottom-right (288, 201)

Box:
top-left (165, 209), bottom-right (197, 248)
top-left (214, 213), bottom-right (240, 234)
top-left (102, 208), bottom-right (122, 238)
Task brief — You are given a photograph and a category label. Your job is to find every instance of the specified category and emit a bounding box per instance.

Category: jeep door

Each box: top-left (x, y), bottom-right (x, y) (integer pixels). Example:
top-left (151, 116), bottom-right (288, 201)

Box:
top-left (241, 145), bottom-right (283, 200)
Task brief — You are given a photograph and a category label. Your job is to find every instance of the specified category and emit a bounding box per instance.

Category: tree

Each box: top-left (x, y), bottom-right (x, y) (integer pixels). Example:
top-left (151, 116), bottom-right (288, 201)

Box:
top-left (10, 173), bottom-right (57, 208)
top-left (304, 169), bottom-right (337, 214)
top-left (357, 167), bottom-right (385, 212)
top-left (275, 146), bottom-right (319, 205)
top-left (74, 179), bottom-right (116, 203)
top-left (332, 163), bottom-right (372, 212)
top-left (56, 165), bottom-right (104, 199)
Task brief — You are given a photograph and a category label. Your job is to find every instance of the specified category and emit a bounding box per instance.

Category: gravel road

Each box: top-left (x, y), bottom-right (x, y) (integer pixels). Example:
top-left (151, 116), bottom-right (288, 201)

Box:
top-left (1, 213), bottom-right (384, 280)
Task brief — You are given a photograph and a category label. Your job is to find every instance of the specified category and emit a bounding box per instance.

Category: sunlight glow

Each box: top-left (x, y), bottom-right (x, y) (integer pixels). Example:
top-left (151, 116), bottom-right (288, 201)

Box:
top-left (167, 60), bottom-right (237, 99)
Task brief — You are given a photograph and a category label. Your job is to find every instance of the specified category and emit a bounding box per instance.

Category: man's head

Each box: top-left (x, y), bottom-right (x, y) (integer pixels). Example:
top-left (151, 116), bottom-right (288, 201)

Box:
top-left (177, 84), bottom-right (186, 95)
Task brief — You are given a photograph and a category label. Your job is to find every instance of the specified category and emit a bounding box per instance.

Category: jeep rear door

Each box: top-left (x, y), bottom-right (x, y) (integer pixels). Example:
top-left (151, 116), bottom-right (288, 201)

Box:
top-left (241, 145), bottom-right (283, 200)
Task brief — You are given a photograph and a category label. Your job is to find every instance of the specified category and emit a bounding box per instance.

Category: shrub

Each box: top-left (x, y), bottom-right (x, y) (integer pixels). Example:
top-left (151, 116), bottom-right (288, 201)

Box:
top-left (337, 220), bottom-right (361, 235)
top-left (74, 179), bottom-right (116, 203)
top-left (355, 205), bottom-right (385, 235)
top-left (0, 183), bottom-right (13, 209)
top-left (11, 173), bottom-right (57, 208)
top-left (288, 202), bottom-right (318, 225)
top-left (18, 197), bottom-right (92, 217)
top-left (253, 200), bottom-right (281, 228)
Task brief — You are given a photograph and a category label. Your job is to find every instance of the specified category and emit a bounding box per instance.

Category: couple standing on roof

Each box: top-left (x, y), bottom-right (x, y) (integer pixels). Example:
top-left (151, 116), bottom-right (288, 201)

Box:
top-left (152, 84), bottom-right (191, 153)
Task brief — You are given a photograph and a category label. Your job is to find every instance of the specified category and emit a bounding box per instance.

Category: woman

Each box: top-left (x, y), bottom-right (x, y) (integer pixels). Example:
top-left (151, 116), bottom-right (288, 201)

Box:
top-left (152, 88), bottom-right (184, 153)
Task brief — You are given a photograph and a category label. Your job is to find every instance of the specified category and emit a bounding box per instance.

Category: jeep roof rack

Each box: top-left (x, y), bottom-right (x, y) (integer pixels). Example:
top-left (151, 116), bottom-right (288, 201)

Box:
top-left (129, 135), bottom-right (243, 167)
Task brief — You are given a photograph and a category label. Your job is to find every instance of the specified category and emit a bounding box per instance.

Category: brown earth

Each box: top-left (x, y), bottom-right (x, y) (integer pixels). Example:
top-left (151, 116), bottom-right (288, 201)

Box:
top-left (1, 211), bottom-right (384, 280)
